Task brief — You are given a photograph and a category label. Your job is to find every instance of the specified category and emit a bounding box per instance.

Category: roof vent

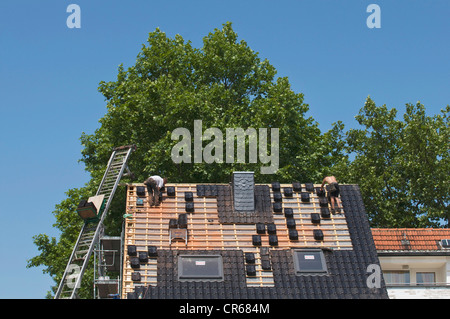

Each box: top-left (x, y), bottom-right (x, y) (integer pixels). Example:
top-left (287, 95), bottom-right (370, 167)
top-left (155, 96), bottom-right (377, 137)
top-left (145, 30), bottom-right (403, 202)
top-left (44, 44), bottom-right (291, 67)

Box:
top-left (232, 172), bottom-right (255, 212)
top-left (401, 232), bottom-right (411, 249)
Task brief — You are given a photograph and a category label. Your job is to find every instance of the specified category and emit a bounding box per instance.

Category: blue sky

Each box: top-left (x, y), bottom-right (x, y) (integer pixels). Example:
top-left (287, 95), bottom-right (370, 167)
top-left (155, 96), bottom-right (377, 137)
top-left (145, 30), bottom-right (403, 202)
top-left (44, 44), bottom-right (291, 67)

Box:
top-left (0, 1), bottom-right (448, 299)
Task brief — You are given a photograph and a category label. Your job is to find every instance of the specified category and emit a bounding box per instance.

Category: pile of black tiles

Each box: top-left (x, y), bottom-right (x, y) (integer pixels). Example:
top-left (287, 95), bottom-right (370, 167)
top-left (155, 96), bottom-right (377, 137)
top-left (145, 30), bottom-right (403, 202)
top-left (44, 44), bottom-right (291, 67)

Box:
top-left (252, 222), bottom-right (278, 247)
top-left (268, 234), bottom-right (278, 246)
top-left (252, 234), bottom-right (262, 246)
top-left (185, 202), bottom-right (194, 212)
top-left (282, 207), bottom-right (298, 241)
top-left (305, 183), bottom-right (315, 192)
top-left (196, 185), bottom-right (218, 197)
top-left (271, 182), bottom-right (283, 215)
top-left (272, 202), bottom-right (283, 214)
top-left (289, 229), bottom-right (298, 240)
top-left (127, 245), bottom-right (158, 282)
top-left (184, 191), bottom-right (193, 201)
top-left (184, 191), bottom-right (194, 212)
top-left (311, 213), bottom-right (321, 224)
top-left (273, 192), bottom-right (282, 202)
top-left (271, 182), bottom-right (281, 192)
top-left (321, 207), bottom-right (331, 218)
top-left (245, 252), bottom-right (256, 276)
top-left (259, 247), bottom-right (272, 271)
top-left (256, 223), bottom-right (265, 234)
top-left (300, 192), bottom-right (310, 202)
top-left (284, 208), bottom-right (294, 218)
top-left (292, 182), bottom-right (302, 192)
top-left (284, 187), bottom-right (293, 197)
top-left (166, 186), bottom-right (176, 197)
top-left (169, 213), bottom-right (188, 229)
top-left (319, 197), bottom-right (328, 207)
top-left (313, 229), bottom-right (324, 241)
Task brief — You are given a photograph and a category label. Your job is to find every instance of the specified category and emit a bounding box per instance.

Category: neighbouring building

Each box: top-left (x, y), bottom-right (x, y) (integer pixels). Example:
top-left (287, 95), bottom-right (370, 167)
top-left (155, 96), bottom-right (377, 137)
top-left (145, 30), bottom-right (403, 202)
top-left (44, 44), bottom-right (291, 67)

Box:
top-left (372, 228), bottom-right (450, 299)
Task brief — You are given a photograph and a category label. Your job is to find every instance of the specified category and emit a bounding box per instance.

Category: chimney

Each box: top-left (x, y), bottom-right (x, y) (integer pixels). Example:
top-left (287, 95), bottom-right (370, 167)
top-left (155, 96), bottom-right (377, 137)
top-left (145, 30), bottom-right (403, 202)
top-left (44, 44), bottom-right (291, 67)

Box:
top-left (232, 171), bottom-right (255, 212)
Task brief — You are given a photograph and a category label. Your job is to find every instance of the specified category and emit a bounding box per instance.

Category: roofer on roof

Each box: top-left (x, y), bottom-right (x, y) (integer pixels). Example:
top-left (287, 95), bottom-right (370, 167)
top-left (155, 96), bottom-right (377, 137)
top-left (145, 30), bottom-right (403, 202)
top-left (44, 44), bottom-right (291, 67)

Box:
top-left (321, 175), bottom-right (342, 214)
top-left (144, 175), bottom-right (167, 206)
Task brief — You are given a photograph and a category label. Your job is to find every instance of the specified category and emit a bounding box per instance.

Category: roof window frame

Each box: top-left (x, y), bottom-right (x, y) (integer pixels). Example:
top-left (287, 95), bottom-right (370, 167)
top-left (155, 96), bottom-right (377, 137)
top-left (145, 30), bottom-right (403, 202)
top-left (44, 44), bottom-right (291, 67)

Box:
top-left (292, 249), bottom-right (328, 275)
top-left (177, 254), bottom-right (224, 282)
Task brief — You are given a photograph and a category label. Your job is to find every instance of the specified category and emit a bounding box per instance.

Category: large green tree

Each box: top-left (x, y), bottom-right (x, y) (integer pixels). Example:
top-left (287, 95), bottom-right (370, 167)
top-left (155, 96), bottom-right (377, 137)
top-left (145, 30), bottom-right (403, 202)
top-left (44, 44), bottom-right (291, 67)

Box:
top-left (333, 97), bottom-right (449, 228)
top-left (80, 22), bottom-right (330, 184)
top-left (28, 23), bottom-right (337, 298)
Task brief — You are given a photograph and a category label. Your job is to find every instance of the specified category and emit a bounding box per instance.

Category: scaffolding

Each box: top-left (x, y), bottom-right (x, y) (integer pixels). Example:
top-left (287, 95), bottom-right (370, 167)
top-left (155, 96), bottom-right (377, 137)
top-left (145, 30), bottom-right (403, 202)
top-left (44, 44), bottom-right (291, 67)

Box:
top-left (93, 230), bottom-right (123, 299)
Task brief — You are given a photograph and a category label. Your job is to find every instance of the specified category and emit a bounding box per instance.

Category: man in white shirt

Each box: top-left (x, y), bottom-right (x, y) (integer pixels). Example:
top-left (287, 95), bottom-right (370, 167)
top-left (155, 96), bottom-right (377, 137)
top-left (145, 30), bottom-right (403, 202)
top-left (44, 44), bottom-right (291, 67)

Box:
top-left (144, 175), bottom-right (167, 206)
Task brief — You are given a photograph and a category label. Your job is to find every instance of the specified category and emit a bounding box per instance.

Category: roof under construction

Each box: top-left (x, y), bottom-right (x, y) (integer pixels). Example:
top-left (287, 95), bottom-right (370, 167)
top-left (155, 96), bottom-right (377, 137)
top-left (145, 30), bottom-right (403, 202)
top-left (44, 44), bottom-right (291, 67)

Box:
top-left (121, 172), bottom-right (388, 299)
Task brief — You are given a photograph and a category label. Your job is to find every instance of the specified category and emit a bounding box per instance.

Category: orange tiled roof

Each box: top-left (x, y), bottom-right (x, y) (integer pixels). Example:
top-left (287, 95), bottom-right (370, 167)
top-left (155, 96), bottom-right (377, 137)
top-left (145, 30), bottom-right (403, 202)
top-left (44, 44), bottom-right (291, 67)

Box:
top-left (371, 228), bottom-right (450, 251)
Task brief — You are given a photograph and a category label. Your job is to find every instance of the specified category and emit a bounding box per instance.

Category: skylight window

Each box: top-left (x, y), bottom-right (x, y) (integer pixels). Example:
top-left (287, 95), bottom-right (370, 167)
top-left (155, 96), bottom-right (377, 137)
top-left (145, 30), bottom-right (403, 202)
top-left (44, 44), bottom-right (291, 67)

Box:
top-left (178, 255), bottom-right (224, 281)
top-left (293, 249), bottom-right (328, 275)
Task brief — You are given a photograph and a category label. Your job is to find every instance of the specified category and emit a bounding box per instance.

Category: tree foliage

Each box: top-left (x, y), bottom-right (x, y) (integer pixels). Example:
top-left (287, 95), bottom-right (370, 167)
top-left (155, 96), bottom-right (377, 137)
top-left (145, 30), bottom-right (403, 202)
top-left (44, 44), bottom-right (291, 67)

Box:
top-left (333, 97), bottom-right (449, 228)
top-left (80, 22), bottom-right (328, 184)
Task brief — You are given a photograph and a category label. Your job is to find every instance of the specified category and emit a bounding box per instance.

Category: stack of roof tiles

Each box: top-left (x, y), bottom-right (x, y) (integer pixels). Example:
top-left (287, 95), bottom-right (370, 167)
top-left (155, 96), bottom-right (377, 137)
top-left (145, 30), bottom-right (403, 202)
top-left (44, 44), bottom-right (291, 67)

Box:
top-left (124, 180), bottom-right (388, 299)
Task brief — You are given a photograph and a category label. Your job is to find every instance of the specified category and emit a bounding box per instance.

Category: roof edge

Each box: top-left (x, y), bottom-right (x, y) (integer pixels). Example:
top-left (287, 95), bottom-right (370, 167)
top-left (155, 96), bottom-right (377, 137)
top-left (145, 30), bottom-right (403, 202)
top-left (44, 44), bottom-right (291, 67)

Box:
top-left (377, 250), bottom-right (450, 256)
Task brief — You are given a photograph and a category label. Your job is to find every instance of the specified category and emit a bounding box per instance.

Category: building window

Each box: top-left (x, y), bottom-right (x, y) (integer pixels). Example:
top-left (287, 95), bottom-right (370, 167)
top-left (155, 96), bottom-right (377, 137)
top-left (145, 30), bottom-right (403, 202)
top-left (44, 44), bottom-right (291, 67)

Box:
top-left (292, 249), bottom-right (327, 275)
top-left (383, 271), bottom-right (410, 286)
top-left (416, 272), bottom-right (435, 286)
top-left (177, 255), bottom-right (224, 281)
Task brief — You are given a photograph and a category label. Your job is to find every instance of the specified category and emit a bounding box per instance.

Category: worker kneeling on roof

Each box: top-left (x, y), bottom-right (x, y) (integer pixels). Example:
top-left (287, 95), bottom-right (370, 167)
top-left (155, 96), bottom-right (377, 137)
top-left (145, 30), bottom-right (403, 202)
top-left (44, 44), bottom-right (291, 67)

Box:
top-left (144, 175), bottom-right (167, 206)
